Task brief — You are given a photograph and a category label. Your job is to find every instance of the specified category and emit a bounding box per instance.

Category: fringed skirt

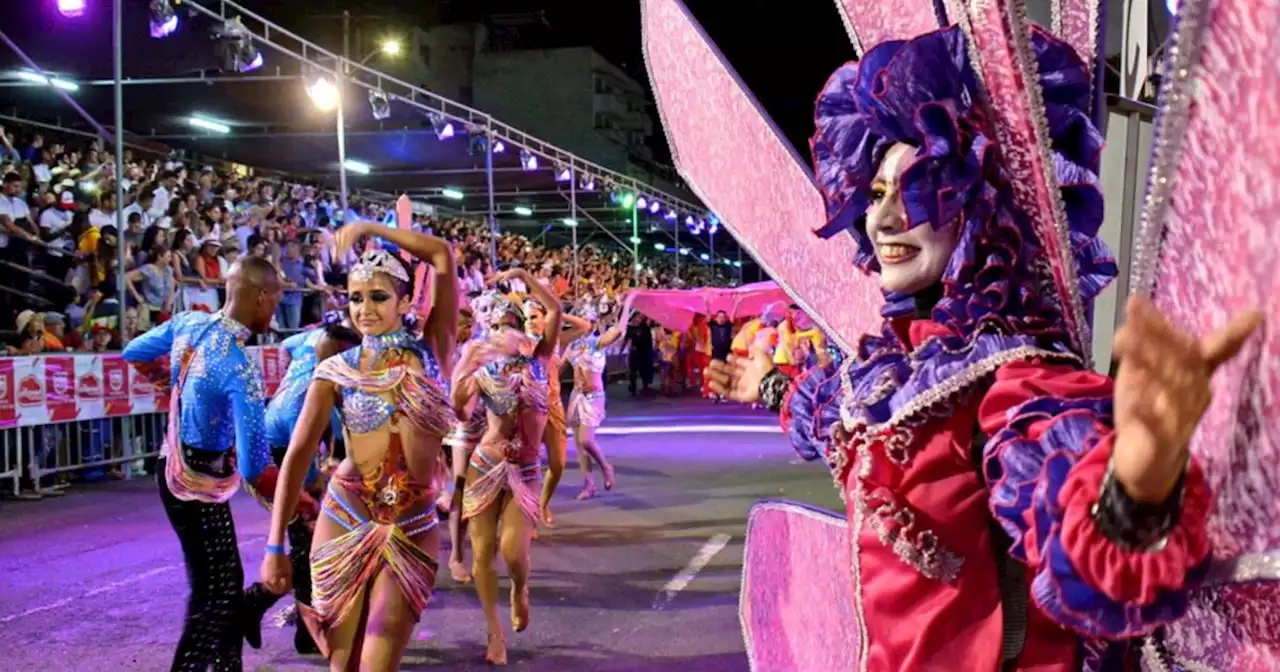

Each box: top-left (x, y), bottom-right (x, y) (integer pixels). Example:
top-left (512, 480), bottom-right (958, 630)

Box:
top-left (299, 483), bottom-right (440, 655)
top-left (462, 441), bottom-right (541, 523)
top-left (567, 390), bottom-right (607, 429)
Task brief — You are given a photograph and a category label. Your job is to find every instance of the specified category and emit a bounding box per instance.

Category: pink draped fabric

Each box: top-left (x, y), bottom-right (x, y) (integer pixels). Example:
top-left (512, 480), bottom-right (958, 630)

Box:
top-left (628, 281), bottom-right (791, 332)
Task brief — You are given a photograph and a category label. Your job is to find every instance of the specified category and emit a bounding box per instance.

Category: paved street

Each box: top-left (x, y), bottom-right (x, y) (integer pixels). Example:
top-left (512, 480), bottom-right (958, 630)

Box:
top-left (0, 391), bottom-right (840, 672)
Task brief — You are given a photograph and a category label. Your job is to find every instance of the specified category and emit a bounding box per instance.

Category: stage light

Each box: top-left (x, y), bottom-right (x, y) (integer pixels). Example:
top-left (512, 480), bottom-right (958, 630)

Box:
top-left (733, 260), bottom-right (742, 268)
top-left (649, 201), bottom-right (661, 214)
top-left (664, 209), bottom-right (677, 221)
top-left (214, 19), bottom-right (263, 72)
top-left (187, 116), bottom-right (231, 133)
top-left (653, 242), bottom-right (665, 251)
top-left (580, 176), bottom-right (595, 191)
top-left (343, 160), bottom-right (372, 174)
top-left (699, 253), bottom-right (710, 261)
top-left (441, 188), bottom-right (464, 200)
top-left (555, 166), bottom-right (571, 182)
top-left (150, 0), bottom-right (179, 38)
top-left (1166, 0), bottom-right (1178, 12)
top-left (16, 71), bottom-right (79, 92)
top-left (368, 90), bottom-right (391, 120)
top-left (629, 236), bottom-right (642, 244)
top-left (513, 206), bottom-right (533, 216)
top-left (307, 76), bottom-right (340, 111)
top-left (562, 218), bottom-right (579, 227)
top-left (381, 39), bottom-right (402, 56)
top-left (56, 0), bottom-right (86, 18)
top-left (685, 215), bottom-right (695, 226)
top-left (493, 140), bottom-right (506, 154)
top-left (709, 221), bottom-right (719, 235)
top-left (679, 248), bottom-right (690, 256)
top-left (636, 196), bottom-right (648, 210)
top-left (427, 113), bottom-right (455, 140)
top-left (620, 193), bottom-right (635, 209)
top-left (520, 150), bottom-right (538, 171)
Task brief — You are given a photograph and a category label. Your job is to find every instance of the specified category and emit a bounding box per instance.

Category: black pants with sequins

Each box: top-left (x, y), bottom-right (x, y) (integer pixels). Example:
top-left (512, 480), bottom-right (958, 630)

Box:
top-left (157, 454), bottom-right (248, 672)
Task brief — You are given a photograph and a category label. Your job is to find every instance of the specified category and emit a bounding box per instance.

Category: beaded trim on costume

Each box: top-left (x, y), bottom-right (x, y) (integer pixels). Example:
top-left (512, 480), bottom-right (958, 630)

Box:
top-left (361, 329), bottom-right (415, 355)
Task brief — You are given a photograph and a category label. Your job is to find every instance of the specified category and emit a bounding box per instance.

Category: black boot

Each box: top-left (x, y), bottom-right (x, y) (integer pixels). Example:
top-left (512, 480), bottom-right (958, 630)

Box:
top-left (294, 619), bottom-right (321, 655)
top-left (241, 582), bottom-right (281, 649)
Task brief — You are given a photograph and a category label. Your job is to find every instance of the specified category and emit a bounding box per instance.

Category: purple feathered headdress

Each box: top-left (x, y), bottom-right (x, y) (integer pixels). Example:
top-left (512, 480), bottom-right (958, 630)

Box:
top-left (809, 26), bottom-right (1115, 344)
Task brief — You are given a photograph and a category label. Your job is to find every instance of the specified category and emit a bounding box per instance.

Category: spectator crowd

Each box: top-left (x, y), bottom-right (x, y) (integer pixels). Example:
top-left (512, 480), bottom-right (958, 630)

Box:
top-left (0, 119), bottom-right (732, 356)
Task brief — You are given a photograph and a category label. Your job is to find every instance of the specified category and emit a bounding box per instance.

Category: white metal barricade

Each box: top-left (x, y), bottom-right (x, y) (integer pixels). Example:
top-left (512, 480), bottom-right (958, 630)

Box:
top-left (4, 412), bottom-right (168, 498)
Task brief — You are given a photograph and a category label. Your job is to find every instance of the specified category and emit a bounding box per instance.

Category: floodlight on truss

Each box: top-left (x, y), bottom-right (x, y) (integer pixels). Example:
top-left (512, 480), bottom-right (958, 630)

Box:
top-left (212, 18), bottom-right (263, 72)
top-left (16, 70), bottom-right (79, 92)
top-left (368, 90), bottom-right (391, 120)
top-left (343, 159), bottom-right (372, 175)
top-left (580, 175), bottom-right (596, 192)
top-left (150, 0), bottom-right (179, 38)
top-left (554, 165), bottom-right (571, 182)
top-left (648, 201), bottom-right (661, 214)
top-left (306, 70), bottom-right (340, 111)
top-left (56, 0), bottom-right (86, 19)
top-left (519, 149), bottom-right (538, 171)
top-left (428, 113), bottom-right (455, 140)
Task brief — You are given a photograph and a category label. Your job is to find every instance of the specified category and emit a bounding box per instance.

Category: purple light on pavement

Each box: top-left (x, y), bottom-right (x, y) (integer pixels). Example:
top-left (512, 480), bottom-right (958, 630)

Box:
top-left (57, 0), bottom-right (87, 18)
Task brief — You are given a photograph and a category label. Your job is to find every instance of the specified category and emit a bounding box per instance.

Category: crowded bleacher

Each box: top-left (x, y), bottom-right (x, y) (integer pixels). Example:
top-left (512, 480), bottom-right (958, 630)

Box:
top-left (0, 118), bottom-right (731, 354)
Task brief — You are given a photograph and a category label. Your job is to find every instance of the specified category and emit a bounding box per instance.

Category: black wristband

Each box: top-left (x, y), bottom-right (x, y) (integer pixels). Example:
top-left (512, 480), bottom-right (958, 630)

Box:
top-left (1090, 458), bottom-right (1186, 552)
top-left (759, 368), bottom-right (792, 413)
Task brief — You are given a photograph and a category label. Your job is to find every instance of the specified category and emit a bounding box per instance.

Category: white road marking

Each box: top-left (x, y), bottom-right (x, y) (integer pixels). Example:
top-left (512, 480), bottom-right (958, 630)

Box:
top-left (652, 533), bottom-right (732, 610)
top-left (0, 536), bottom-right (261, 624)
top-left (596, 424), bottom-right (780, 436)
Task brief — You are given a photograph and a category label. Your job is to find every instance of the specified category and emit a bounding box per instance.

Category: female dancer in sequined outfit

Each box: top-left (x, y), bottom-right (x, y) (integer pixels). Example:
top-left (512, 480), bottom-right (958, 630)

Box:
top-left (564, 295), bottom-right (633, 500)
top-left (523, 299), bottom-right (595, 515)
top-left (260, 220), bottom-right (457, 672)
top-left (452, 269), bottom-right (560, 665)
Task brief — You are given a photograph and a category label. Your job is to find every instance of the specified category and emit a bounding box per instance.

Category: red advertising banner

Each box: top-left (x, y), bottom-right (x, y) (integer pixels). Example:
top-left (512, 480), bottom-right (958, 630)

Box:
top-left (44, 356), bottom-right (79, 423)
top-left (0, 359), bottom-right (16, 427)
top-left (102, 355), bottom-right (133, 417)
top-left (0, 346), bottom-right (284, 428)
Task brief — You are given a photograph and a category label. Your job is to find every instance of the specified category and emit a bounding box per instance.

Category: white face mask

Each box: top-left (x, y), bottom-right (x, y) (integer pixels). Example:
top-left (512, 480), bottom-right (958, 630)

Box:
top-left (866, 143), bottom-right (958, 295)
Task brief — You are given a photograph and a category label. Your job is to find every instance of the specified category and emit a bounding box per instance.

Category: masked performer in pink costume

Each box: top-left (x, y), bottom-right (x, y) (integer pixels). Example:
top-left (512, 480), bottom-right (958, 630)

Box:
top-left (452, 270), bottom-right (561, 666)
top-left (523, 297), bottom-right (588, 521)
top-left (643, 0), bottom-right (1276, 667)
top-left (259, 220), bottom-right (458, 671)
top-left (564, 295), bottom-right (634, 500)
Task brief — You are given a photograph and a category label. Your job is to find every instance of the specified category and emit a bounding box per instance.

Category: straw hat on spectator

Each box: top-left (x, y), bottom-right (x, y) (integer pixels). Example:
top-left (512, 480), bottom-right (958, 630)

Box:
top-left (16, 310), bottom-right (37, 334)
top-left (197, 235), bottom-right (222, 250)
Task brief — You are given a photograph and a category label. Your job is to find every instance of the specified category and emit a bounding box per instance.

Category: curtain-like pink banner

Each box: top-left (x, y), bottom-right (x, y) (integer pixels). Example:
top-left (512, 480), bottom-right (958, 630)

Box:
top-left (629, 281), bottom-right (791, 332)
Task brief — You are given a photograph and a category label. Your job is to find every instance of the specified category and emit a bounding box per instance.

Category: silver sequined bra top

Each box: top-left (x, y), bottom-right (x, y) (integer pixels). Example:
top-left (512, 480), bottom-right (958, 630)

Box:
top-left (475, 354), bottom-right (550, 418)
top-left (315, 331), bottom-right (455, 438)
top-left (565, 335), bottom-right (607, 375)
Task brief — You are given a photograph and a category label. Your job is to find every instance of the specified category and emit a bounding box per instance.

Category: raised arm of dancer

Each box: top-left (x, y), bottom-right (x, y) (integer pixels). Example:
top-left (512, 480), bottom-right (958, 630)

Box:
top-left (261, 379), bottom-right (338, 595)
top-left (597, 294), bottom-right (635, 349)
top-left (558, 314), bottom-right (591, 349)
top-left (122, 314), bottom-right (177, 389)
top-left (500, 268), bottom-right (562, 357)
top-left (336, 217), bottom-right (459, 365)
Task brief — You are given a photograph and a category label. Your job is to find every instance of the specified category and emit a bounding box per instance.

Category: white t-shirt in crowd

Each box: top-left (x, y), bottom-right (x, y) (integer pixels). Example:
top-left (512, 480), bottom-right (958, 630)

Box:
top-left (150, 185), bottom-right (171, 219)
top-left (121, 203), bottom-right (151, 230)
top-left (0, 194), bottom-right (32, 248)
top-left (89, 208), bottom-right (117, 230)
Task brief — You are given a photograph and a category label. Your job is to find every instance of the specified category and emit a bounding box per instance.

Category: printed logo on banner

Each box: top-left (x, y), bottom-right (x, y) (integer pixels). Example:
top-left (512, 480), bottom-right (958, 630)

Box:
top-left (45, 356), bottom-right (79, 422)
top-left (18, 364), bottom-right (45, 407)
top-left (103, 355), bottom-right (133, 416)
top-left (0, 359), bottom-right (15, 426)
top-left (260, 348), bottom-right (283, 397)
top-left (78, 357), bottom-right (104, 400)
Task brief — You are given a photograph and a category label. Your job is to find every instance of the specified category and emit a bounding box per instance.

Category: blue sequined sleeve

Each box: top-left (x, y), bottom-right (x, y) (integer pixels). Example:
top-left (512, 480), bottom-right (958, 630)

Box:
top-left (780, 360), bottom-right (843, 464)
top-left (230, 361), bottom-right (272, 483)
top-left (281, 330), bottom-right (311, 359)
top-left (122, 317), bottom-right (176, 363)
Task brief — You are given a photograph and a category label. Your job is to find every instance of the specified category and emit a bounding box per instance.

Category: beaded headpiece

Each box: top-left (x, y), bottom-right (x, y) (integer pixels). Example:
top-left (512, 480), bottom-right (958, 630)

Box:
top-left (474, 290), bottom-right (525, 328)
top-left (350, 249), bottom-right (410, 285)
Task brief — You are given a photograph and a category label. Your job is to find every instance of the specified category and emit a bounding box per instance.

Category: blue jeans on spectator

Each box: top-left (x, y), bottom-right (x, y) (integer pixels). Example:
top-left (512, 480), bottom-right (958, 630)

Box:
top-left (277, 299), bottom-right (302, 331)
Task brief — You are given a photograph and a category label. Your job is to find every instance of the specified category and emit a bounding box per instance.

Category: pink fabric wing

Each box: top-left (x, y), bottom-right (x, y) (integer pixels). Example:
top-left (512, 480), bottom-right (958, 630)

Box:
top-left (943, 0), bottom-right (1094, 364)
top-left (630, 289), bottom-right (703, 333)
top-left (832, 0), bottom-right (945, 55)
top-left (642, 0), bottom-right (881, 353)
top-left (629, 282), bottom-right (795, 332)
top-left (1132, 0), bottom-right (1280, 665)
top-left (740, 501), bottom-right (859, 672)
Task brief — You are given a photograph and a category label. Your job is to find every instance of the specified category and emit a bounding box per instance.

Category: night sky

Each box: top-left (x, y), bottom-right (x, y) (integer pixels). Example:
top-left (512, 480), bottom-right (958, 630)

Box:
top-left (2, 0), bottom-right (855, 162)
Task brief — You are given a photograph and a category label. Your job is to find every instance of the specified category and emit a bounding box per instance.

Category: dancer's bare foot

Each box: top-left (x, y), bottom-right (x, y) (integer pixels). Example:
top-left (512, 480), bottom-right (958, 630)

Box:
top-left (485, 631), bottom-right (508, 665)
top-left (540, 503), bottom-right (555, 528)
top-left (575, 480), bottom-right (597, 501)
top-left (450, 556), bottom-right (473, 584)
top-left (511, 583), bottom-right (531, 633)
top-left (602, 462), bottom-right (616, 491)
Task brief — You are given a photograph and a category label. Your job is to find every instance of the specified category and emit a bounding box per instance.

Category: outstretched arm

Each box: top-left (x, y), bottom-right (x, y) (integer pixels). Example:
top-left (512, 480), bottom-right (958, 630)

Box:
top-left (597, 294), bottom-right (635, 349)
top-left (499, 268), bottom-right (561, 358)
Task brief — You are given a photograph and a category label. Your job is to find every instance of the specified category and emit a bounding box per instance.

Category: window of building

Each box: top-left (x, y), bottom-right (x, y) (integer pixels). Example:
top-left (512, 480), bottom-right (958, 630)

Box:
top-left (594, 76), bottom-right (607, 94)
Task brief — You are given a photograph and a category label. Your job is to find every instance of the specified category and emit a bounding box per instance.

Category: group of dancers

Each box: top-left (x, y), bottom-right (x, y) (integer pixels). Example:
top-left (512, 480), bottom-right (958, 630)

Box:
top-left (123, 209), bottom-right (629, 670)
